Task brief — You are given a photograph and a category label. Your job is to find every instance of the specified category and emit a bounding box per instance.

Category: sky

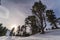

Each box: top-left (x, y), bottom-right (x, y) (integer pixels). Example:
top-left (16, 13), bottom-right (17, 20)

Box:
top-left (0, 0), bottom-right (60, 30)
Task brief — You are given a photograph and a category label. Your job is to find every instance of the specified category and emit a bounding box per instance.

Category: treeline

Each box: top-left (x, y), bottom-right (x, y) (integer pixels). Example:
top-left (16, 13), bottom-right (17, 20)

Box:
top-left (9, 25), bottom-right (32, 37)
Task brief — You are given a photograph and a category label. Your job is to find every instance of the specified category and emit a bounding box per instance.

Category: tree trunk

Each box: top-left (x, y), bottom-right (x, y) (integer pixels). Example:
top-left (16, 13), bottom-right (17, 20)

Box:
top-left (52, 21), bottom-right (59, 29)
top-left (40, 20), bottom-right (45, 34)
top-left (41, 28), bottom-right (45, 34)
top-left (40, 14), bottom-right (45, 34)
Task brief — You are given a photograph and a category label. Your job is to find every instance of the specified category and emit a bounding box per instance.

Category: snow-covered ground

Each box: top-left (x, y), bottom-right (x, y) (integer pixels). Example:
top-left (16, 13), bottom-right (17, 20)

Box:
top-left (0, 29), bottom-right (60, 40)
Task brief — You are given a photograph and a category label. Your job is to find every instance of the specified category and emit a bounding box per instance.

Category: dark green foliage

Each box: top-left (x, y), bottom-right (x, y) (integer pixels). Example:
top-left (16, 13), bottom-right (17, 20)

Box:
top-left (32, 1), bottom-right (46, 13)
top-left (32, 0), bottom-right (46, 34)
top-left (0, 23), bottom-right (7, 36)
top-left (2, 27), bottom-right (8, 36)
top-left (25, 16), bottom-right (36, 25)
top-left (46, 10), bottom-right (59, 29)
top-left (10, 27), bottom-right (15, 36)
top-left (25, 16), bottom-right (38, 34)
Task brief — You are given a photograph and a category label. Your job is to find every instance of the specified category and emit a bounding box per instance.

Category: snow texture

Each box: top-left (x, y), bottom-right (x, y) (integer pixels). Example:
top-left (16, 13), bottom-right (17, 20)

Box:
top-left (0, 29), bottom-right (60, 40)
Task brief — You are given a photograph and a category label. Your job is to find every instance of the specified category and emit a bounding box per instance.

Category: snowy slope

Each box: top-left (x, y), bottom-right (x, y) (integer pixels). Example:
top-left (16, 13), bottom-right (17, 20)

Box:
top-left (0, 29), bottom-right (60, 40)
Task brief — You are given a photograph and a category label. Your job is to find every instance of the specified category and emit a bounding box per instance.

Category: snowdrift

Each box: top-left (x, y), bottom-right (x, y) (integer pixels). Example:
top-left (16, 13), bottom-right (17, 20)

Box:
top-left (0, 29), bottom-right (60, 40)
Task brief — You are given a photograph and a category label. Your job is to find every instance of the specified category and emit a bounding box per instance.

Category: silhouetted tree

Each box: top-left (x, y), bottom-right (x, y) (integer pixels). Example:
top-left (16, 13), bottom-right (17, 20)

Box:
top-left (2, 27), bottom-right (8, 36)
top-left (21, 25), bottom-right (26, 36)
top-left (31, 0), bottom-right (46, 34)
top-left (46, 10), bottom-right (59, 29)
top-left (25, 16), bottom-right (38, 34)
top-left (0, 23), bottom-right (8, 36)
top-left (16, 25), bottom-right (20, 36)
top-left (10, 27), bottom-right (15, 36)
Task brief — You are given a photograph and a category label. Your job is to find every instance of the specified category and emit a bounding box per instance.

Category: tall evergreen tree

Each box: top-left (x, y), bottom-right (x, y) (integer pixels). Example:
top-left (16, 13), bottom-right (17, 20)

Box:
top-left (31, 0), bottom-right (46, 34)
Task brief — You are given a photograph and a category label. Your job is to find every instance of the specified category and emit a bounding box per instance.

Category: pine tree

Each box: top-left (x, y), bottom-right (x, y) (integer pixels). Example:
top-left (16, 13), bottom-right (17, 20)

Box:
top-left (46, 10), bottom-right (59, 29)
top-left (10, 27), bottom-right (15, 36)
top-left (31, 0), bottom-right (46, 34)
top-left (0, 23), bottom-right (8, 36)
top-left (16, 25), bottom-right (20, 36)
top-left (2, 27), bottom-right (8, 36)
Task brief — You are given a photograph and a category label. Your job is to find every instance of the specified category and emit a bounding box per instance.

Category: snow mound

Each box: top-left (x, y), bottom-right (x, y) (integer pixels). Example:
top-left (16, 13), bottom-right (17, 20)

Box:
top-left (0, 29), bottom-right (60, 40)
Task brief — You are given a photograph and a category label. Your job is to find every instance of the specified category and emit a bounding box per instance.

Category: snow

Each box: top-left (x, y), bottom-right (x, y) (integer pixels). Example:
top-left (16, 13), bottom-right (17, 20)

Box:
top-left (0, 29), bottom-right (60, 40)
top-left (26, 26), bottom-right (32, 34)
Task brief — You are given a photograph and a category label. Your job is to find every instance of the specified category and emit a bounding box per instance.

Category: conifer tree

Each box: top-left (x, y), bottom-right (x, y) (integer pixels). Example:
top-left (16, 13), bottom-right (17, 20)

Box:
top-left (0, 23), bottom-right (8, 36)
top-left (16, 26), bottom-right (20, 36)
top-left (10, 27), bottom-right (15, 36)
top-left (31, 0), bottom-right (46, 34)
top-left (46, 10), bottom-right (59, 29)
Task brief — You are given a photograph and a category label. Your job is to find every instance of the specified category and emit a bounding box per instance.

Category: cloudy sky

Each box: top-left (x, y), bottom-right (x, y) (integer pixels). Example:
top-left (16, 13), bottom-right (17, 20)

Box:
top-left (0, 0), bottom-right (60, 30)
